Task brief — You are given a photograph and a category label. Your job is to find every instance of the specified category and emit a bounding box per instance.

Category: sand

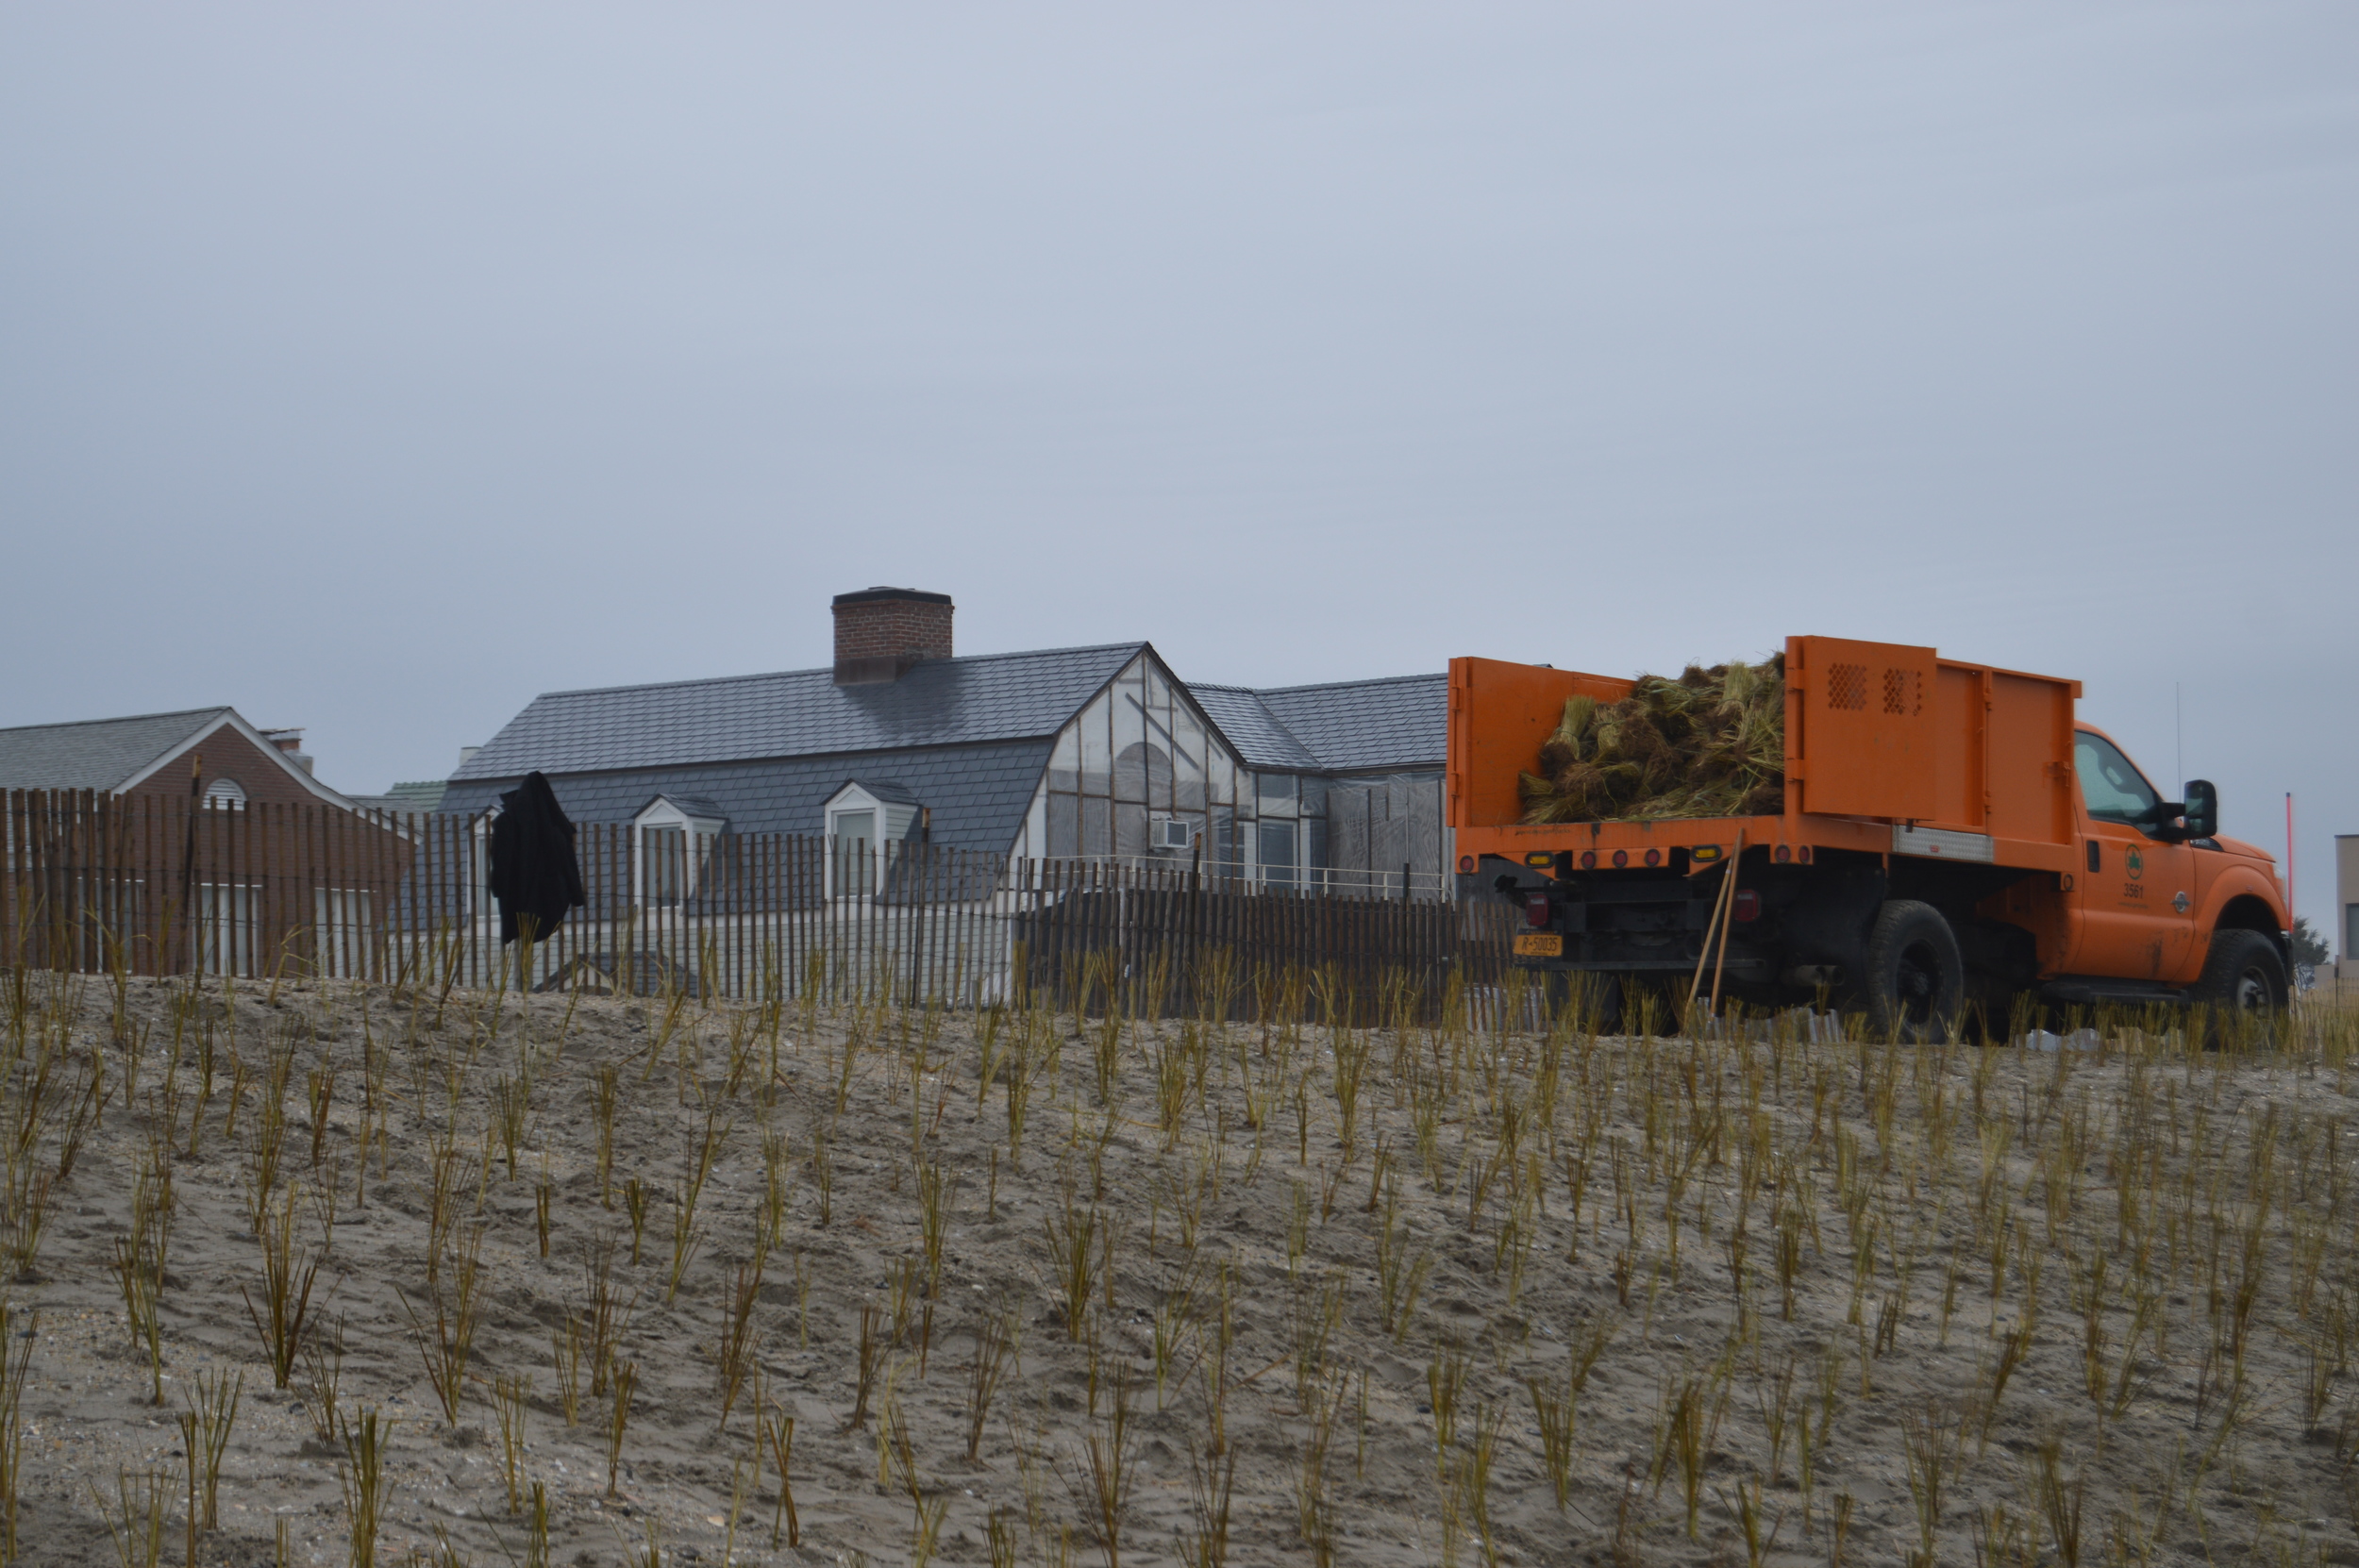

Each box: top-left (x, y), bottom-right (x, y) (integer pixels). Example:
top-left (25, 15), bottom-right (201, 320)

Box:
top-left (4, 969), bottom-right (2358, 1567)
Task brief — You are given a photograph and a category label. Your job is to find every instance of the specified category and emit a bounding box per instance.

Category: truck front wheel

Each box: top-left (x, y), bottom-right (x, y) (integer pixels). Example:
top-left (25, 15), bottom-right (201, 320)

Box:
top-left (1861, 900), bottom-right (1966, 1043)
top-left (2186, 929), bottom-right (2287, 1046)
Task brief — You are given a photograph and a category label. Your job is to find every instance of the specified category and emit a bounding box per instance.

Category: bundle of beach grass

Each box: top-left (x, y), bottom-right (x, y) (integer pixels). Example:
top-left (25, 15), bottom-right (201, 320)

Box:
top-left (1518, 655), bottom-right (1786, 824)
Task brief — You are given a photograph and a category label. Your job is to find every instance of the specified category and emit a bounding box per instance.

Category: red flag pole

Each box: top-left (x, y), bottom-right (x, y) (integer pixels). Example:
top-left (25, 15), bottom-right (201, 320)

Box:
top-left (2285, 792), bottom-right (2296, 931)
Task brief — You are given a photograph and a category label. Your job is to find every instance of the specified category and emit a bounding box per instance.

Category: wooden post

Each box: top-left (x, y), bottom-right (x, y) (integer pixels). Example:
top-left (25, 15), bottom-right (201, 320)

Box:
top-left (176, 755), bottom-right (202, 977)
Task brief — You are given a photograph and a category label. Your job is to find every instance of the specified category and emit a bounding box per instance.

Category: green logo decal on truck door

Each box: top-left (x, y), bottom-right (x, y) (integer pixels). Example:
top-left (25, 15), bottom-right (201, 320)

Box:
top-left (2125, 847), bottom-right (2145, 880)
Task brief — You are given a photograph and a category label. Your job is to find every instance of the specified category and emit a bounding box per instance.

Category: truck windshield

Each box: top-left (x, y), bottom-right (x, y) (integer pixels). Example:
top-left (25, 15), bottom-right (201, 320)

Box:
top-left (2074, 732), bottom-right (2166, 832)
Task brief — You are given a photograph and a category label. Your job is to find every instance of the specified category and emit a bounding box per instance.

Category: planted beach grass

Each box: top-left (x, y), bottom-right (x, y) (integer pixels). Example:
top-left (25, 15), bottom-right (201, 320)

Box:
top-left (0, 955), bottom-right (2354, 1564)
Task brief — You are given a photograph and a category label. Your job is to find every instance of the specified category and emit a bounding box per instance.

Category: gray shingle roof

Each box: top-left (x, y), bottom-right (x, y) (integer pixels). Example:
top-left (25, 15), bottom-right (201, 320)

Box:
top-left (1193, 676), bottom-right (1444, 774)
top-left (1189, 686), bottom-right (1323, 771)
top-left (440, 741), bottom-right (1054, 851)
top-left (0, 708), bottom-right (231, 792)
top-left (843, 779), bottom-right (922, 806)
top-left (641, 793), bottom-right (728, 822)
top-left (1254, 675), bottom-right (1447, 773)
top-left (454, 644), bottom-right (1145, 781)
top-left (353, 779), bottom-right (447, 814)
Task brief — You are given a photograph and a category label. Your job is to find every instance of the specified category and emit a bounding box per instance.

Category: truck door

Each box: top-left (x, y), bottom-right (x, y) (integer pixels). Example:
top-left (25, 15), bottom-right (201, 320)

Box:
top-left (2066, 730), bottom-right (2198, 982)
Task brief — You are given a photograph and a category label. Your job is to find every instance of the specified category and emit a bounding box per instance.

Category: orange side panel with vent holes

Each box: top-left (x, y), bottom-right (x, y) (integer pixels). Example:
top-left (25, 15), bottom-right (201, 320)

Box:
top-left (1448, 639), bottom-right (2081, 869)
top-left (1786, 636), bottom-right (1940, 821)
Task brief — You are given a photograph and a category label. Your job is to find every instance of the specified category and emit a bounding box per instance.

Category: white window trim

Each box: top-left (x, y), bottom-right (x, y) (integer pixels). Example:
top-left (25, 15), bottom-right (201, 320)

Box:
top-left (471, 809), bottom-right (495, 919)
top-left (1256, 814), bottom-right (1302, 889)
top-left (1149, 815), bottom-right (1195, 853)
top-left (633, 798), bottom-right (726, 905)
top-left (195, 882), bottom-right (257, 976)
top-left (820, 783), bottom-right (920, 899)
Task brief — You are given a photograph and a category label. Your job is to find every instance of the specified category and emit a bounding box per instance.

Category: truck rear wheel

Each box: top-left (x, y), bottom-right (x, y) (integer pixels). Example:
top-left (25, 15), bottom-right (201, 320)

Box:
top-left (2186, 929), bottom-right (2287, 1047)
top-left (1862, 900), bottom-right (1965, 1043)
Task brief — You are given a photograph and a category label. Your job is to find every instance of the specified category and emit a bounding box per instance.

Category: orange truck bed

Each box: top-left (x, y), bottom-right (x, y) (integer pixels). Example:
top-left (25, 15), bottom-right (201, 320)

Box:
top-left (1449, 636), bottom-right (2291, 1034)
top-left (1448, 635), bottom-right (2080, 873)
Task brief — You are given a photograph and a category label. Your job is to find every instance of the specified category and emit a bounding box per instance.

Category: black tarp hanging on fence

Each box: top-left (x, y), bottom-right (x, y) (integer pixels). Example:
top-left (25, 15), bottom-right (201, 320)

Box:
top-left (487, 772), bottom-right (585, 944)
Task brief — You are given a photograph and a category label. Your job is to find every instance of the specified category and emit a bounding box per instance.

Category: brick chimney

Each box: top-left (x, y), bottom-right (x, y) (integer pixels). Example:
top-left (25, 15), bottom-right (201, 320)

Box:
top-left (832, 588), bottom-right (954, 685)
top-left (260, 727), bottom-right (315, 776)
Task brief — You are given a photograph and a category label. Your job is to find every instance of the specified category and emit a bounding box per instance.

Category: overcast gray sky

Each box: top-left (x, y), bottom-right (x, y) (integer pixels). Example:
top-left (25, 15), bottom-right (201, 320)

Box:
top-left (4, 5), bottom-right (2352, 940)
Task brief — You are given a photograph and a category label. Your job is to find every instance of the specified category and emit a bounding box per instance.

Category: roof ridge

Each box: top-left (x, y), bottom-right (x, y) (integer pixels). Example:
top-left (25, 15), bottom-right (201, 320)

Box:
top-left (1250, 673), bottom-right (1445, 696)
top-left (532, 642), bottom-right (1150, 702)
top-left (0, 706), bottom-right (232, 737)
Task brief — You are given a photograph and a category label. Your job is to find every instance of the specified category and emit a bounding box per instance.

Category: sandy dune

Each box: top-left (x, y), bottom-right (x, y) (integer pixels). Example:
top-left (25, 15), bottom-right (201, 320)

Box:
top-left (4, 969), bottom-right (2356, 1567)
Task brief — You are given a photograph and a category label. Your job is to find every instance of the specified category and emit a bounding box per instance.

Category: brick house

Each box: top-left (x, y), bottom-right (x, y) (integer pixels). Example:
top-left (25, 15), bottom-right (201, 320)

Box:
top-left (442, 588), bottom-right (1450, 898)
top-left (0, 707), bottom-right (410, 976)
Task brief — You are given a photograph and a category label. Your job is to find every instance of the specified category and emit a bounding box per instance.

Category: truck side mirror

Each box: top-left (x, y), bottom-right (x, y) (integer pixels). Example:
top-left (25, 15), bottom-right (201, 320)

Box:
top-left (2183, 779), bottom-right (2218, 840)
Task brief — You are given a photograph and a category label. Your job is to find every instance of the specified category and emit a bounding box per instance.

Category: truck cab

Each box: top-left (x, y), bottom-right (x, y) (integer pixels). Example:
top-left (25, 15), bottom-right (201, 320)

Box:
top-left (2043, 725), bottom-right (2287, 1003)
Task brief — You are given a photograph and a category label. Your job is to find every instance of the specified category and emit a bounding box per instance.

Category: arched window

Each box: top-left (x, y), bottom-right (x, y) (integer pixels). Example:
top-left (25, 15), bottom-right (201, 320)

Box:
top-left (1113, 742), bottom-right (1174, 801)
top-left (204, 778), bottom-right (247, 811)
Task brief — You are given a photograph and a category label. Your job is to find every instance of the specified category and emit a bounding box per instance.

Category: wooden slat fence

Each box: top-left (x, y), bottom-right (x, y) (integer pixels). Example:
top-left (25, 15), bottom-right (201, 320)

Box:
top-left (1, 790), bottom-right (1513, 1023)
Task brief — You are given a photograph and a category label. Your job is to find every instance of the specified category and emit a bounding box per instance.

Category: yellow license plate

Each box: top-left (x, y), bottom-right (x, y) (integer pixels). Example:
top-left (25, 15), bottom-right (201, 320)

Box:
top-left (1514, 933), bottom-right (1564, 957)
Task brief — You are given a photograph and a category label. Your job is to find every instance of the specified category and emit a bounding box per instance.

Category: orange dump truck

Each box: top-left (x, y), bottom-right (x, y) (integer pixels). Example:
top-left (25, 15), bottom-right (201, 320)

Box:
top-left (1448, 636), bottom-right (2291, 1038)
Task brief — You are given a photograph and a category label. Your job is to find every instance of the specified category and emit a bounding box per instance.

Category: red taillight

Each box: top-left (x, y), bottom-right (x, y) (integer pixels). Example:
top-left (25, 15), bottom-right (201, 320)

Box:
top-left (1458, 855), bottom-right (1475, 875)
top-left (1799, 844), bottom-right (1814, 864)
top-left (1523, 892), bottom-right (1551, 928)
top-left (1643, 848), bottom-right (1662, 867)
top-left (1732, 889), bottom-right (1761, 923)
top-left (1580, 850), bottom-right (1598, 870)
top-left (1774, 844), bottom-right (1791, 863)
top-left (1611, 850), bottom-right (1629, 868)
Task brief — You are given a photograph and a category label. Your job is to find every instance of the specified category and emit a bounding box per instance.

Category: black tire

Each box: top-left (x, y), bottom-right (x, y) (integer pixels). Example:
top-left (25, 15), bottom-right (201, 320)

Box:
top-left (1861, 900), bottom-right (1966, 1043)
top-left (2186, 929), bottom-right (2288, 1047)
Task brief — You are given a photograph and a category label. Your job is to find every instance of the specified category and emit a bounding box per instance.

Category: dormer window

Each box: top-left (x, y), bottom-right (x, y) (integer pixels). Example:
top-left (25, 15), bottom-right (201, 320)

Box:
top-left (821, 780), bottom-right (921, 898)
top-left (633, 796), bottom-right (728, 906)
top-left (204, 778), bottom-right (247, 811)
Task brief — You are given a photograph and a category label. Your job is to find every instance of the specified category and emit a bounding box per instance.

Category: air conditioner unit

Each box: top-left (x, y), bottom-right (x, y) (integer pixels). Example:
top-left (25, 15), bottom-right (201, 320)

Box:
top-left (1153, 818), bottom-right (1194, 851)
